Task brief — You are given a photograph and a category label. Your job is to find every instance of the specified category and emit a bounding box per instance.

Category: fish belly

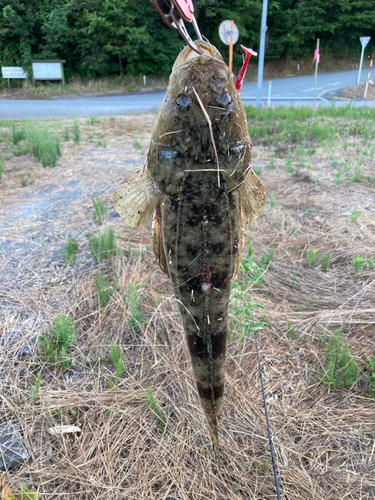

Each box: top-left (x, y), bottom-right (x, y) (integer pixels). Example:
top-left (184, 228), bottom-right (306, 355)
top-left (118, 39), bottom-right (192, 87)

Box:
top-left (160, 175), bottom-right (240, 427)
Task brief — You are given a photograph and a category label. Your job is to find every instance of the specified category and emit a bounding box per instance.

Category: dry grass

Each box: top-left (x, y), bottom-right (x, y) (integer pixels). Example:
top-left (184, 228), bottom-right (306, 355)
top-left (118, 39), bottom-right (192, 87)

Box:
top-left (342, 81), bottom-right (375, 101)
top-left (0, 109), bottom-right (375, 499)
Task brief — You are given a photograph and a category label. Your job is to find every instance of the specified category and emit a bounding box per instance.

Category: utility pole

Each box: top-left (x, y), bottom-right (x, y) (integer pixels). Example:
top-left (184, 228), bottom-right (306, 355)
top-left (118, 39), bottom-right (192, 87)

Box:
top-left (255, 0), bottom-right (268, 108)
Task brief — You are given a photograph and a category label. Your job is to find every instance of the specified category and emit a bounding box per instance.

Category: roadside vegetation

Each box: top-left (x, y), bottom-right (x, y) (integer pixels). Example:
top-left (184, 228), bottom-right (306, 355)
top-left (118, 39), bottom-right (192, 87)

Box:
top-left (0, 104), bottom-right (374, 499)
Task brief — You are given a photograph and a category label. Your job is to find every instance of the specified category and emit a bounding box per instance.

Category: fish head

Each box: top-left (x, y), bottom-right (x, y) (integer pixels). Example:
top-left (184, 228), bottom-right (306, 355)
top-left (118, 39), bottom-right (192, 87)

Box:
top-left (148, 41), bottom-right (251, 194)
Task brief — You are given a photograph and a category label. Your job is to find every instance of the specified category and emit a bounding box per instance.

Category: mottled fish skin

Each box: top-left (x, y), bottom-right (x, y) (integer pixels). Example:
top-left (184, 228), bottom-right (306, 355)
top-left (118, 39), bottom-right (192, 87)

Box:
top-left (112, 40), bottom-right (265, 460)
top-left (147, 41), bottom-right (253, 456)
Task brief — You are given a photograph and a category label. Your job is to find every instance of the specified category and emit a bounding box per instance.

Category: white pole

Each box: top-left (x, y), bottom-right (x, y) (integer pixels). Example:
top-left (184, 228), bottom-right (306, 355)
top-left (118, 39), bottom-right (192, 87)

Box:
top-left (268, 81), bottom-right (272, 106)
top-left (312, 39), bottom-right (320, 126)
top-left (255, 0), bottom-right (268, 108)
top-left (143, 75), bottom-right (146, 86)
top-left (357, 45), bottom-right (366, 85)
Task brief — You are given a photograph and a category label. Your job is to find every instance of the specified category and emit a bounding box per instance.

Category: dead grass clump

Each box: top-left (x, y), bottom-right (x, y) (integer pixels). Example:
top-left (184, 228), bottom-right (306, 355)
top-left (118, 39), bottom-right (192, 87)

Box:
top-left (1, 110), bottom-right (375, 499)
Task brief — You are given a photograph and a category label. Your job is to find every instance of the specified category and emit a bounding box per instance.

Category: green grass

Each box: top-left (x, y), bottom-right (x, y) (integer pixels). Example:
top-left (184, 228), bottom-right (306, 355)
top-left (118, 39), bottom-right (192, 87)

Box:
top-left (352, 255), bottom-right (365, 272)
top-left (287, 319), bottom-right (296, 339)
top-left (29, 373), bottom-right (42, 404)
top-left (25, 121), bottom-right (62, 168)
top-left (87, 227), bottom-right (116, 264)
top-left (132, 139), bottom-right (142, 150)
top-left (126, 282), bottom-right (145, 329)
top-left (19, 173), bottom-right (34, 187)
top-left (10, 122), bottom-right (25, 145)
top-left (267, 190), bottom-right (277, 207)
top-left (320, 252), bottom-right (330, 271)
top-left (109, 344), bottom-right (123, 379)
top-left (350, 210), bottom-right (360, 222)
top-left (39, 315), bottom-right (75, 367)
top-left (252, 166), bottom-right (262, 176)
top-left (92, 194), bottom-right (107, 225)
top-left (318, 329), bottom-right (359, 391)
top-left (63, 127), bottom-right (70, 141)
top-left (306, 249), bottom-right (318, 265)
top-left (145, 387), bottom-right (166, 432)
top-left (73, 117), bottom-right (80, 145)
top-left (95, 272), bottom-right (117, 308)
top-left (61, 236), bottom-right (79, 266)
top-left (364, 357), bottom-right (375, 397)
top-left (266, 154), bottom-right (275, 169)
top-left (260, 247), bottom-right (274, 268)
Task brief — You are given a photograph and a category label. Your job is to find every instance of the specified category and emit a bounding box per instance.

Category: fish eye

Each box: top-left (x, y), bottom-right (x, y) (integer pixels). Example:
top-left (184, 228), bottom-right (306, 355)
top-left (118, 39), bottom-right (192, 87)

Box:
top-left (176, 95), bottom-right (191, 111)
top-left (217, 93), bottom-right (231, 107)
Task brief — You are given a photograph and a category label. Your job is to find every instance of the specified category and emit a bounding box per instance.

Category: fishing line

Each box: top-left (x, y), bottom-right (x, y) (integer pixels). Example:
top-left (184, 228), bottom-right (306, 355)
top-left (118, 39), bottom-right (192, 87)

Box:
top-left (249, 295), bottom-right (281, 500)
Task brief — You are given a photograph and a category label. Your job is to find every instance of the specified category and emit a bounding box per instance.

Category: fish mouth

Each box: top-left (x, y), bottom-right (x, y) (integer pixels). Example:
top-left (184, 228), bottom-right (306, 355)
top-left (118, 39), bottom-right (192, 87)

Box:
top-left (173, 40), bottom-right (225, 70)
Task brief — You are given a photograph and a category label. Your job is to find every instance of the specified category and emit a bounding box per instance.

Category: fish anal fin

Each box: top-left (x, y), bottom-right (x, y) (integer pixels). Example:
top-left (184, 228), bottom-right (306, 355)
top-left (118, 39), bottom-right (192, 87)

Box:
top-left (239, 169), bottom-right (266, 226)
top-left (232, 205), bottom-right (245, 281)
top-left (152, 201), bottom-right (169, 276)
top-left (112, 168), bottom-right (160, 229)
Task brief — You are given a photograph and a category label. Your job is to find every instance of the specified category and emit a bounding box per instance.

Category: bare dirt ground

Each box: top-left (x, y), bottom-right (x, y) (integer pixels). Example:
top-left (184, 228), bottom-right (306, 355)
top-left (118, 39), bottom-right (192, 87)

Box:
top-left (341, 81), bottom-right (375, 101)
top-left (0, 111), bottom-right (374, 499)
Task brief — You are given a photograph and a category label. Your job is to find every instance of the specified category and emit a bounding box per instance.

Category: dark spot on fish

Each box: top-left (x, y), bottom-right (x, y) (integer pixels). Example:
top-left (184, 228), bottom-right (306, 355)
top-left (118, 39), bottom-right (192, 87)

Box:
top-left (196, 382), bottom-right (224, 401)
top-left (176, 95), bottom-right (191, 111)
top-left (217, 93), bottom-right (231, 107)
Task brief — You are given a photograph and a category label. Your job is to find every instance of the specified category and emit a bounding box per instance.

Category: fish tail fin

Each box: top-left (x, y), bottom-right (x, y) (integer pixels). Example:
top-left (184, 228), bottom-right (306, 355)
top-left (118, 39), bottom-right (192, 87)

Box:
top-left (209, 417), bottom-right (221, 468)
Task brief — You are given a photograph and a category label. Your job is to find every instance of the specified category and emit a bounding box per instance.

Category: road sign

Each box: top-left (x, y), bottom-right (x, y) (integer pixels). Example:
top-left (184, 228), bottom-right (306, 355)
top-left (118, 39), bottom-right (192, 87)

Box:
top-left (360, 36), bottom-right (371, 48)
top-left (1, 67), bottom-right (27, 79)
top-left (357, 37), bottom-right (371, 85)
top-left (219, 20), bottom-right (239, 46)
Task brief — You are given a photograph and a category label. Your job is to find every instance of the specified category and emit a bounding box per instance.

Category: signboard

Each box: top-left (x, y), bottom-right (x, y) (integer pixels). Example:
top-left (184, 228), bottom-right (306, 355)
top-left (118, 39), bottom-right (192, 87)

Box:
top-left (219, 20), bottom-right (239, 46)
top-left (1, 67), bottom-right (27, 79)
top-left (360, 36), bottom-right (371, 48)
top-left (32, 60), bottom-right (66, 84)
top-left (32, 62), bottom-right (62, 79)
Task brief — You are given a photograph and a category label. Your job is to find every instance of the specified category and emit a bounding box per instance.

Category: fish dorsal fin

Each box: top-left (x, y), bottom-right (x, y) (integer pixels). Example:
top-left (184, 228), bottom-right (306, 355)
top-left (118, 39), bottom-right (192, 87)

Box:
top-left (239, 169), bottom-right (266, 226)
top-left (112, 169), bottom-right (160, 229)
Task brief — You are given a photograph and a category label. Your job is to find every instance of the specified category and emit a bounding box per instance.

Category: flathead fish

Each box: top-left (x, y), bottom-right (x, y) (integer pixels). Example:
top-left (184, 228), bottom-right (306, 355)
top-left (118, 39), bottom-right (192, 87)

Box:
top-left (112, 40), bottom-right (265, 461)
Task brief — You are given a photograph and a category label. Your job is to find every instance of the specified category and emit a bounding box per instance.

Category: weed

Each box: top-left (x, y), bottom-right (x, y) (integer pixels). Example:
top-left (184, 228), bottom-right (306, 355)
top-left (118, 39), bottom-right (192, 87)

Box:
top-left (19, 173), bottom-right (34, 187)
top-left (25, 121), bottom-right (62, 168)
top-left (90, 116), bottom-right (100, 124)
top-left (260, 247), bottom-right (274, 268)
top-left (318, 329), bottom-right (359, 390)
top-left (266, 154), bottom-right (275, 169)
top-left (364, 357), bottom-right (375, 396)
top-left (145, 387), bottom-right (166, 432)
top-left (87, 227), bottom-right (116, 263)
top-left (352, 255), bottom-right (366, 271)
top-left (10, 122), bottom-right (25, 145)
top-left (350, 210), bottom-right (360, 222)
top-left (20, 486), bottom-right (40, 500)
top-left (109, 344), bottom-right (123, 379)
top-left (306, 249), bottom-right (318, 265)
top-left (133, 139), bottom-right (142, 150)
top-left (73, 117), bottom-right (80, 145)
top-left (290, 227), bottom-right (297, 235)
top-left (291, 270), bottom-right (296, 286)
top-left (39, 314), bottom-right (75, 367)
top-left (267, 190), bottom-right (277, 207)
top-left (283, 150), bottom-right (294, 173)
top-left (320, 252), bottom-right (330, 271)
top-left (0, 156), bottom-right (3, 181)
top-left (63, 127), bottom-right (69, 141)
top-left (95, 272), bottom-right (117, 308)
top-left (334, 170), bottom-right (342, 185)
top-left (92, 194), bottom-right (107, 225)
top-left (61, 236), bottom-right (79, 266)
top-left (252, 166), bottom-right (262, 176)
top-left (29, 373), bottom-right (42, 404)
top-left (126, 282), bottom-right (145, 329)
top-left (108, 377), bottom-right (114, 389)
top-left (287, 320), bottom-right (296, 339)
top-left (330, 159), bottom-right (338, 168)
top-left (261, 460), bottom-right (268, 472)
top-left (348, 165), bottom-right (362, 184)
top-left (307, 147), bottom-right (316, 155)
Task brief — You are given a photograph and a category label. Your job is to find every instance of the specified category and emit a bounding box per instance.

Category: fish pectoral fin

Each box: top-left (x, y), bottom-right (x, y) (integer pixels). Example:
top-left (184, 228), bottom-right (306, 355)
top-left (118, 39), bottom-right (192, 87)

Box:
top-left (112, 168), bottom-right (160, 229)
top-left (151, 202), bottom-right (169, 277)
top-left (239, 168), bottom-right (266, 226)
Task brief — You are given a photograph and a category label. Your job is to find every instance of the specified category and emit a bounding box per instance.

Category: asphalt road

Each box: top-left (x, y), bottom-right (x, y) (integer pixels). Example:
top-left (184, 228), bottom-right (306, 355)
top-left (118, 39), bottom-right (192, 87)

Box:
top-left (0, 68), bottom-right (373, 120)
